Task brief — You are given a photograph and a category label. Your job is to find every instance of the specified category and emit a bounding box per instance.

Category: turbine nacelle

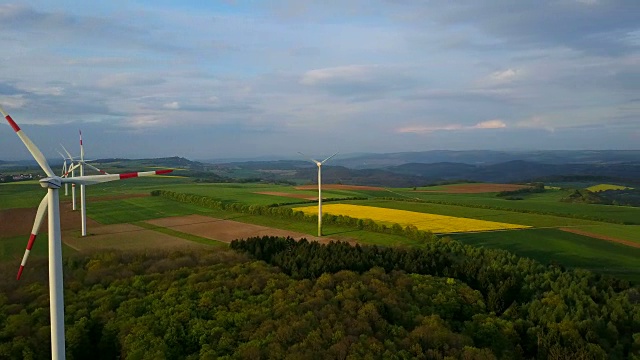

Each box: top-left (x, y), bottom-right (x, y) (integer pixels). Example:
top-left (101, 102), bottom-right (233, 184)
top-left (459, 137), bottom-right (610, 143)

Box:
top-left (39, 177), bottom-right (62, 189)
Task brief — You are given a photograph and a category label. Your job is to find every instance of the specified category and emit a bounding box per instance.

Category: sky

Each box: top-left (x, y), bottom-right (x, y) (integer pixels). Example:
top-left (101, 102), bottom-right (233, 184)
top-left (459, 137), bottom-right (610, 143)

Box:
top-left (0, 0), bottom-right (638, 161)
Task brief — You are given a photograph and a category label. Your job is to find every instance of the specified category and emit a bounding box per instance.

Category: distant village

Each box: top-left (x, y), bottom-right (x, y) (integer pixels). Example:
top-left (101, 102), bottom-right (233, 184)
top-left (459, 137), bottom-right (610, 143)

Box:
top-left (0, 172), bottom-right (41, 183)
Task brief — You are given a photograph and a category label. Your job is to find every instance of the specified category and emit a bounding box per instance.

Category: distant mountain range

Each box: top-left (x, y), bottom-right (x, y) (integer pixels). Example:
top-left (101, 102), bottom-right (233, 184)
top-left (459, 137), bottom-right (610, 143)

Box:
top-left (2, 151), bottom-right (639, 187)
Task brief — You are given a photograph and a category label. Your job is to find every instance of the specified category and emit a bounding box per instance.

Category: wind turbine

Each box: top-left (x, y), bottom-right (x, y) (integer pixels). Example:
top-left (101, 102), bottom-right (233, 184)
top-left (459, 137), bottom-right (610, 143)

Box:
top-left (62, 134), bottom-right (109, 237)
top-left (2, 105), bottom-right (173, 360)
top-left (298, 152), bottom-right (337, 236)
top-left (60, 145), bottom-right (78, 210)
top-left (56, 150), bottom-right (69, 196)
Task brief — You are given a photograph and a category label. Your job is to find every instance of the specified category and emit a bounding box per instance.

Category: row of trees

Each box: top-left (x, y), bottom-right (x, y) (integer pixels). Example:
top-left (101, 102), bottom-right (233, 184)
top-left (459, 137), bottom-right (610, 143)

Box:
top-left (495, 183), bottom-right (545, 197)
top-left (152, 190), bottom-right (437, 242)
top-left (231, 236), bottom-right (640, 359)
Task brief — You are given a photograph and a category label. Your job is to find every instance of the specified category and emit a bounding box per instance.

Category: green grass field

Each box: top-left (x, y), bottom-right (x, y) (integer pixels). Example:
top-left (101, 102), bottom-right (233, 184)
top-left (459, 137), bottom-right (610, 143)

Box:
top-left (0, 234), bottom-right (77, 262)
top-left (339, 199), bottom-right (603, 228)
top-left (452, 229), bottom-right (640, 281)
top-left (390, 189), bottom-right (640, 224)
top-left (569, 224), bottom-right (640, 244)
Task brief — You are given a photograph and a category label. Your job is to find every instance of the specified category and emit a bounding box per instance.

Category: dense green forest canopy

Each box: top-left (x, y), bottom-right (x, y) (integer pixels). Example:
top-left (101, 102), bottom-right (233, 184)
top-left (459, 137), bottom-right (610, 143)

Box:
top-left (1, 236), bottom-right (639, 359)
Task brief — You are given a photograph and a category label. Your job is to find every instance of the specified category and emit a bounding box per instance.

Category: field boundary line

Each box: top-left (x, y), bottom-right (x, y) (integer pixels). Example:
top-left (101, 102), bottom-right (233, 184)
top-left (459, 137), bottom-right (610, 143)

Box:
top-left (558, 227), bottom-right (640, 249)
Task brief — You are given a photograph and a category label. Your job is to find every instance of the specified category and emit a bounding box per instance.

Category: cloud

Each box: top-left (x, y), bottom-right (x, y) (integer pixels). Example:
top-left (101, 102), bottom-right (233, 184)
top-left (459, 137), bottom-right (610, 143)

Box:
top-left (397, 119), bottom-right (507, 134)
top-left (473, 119), bottom-right (506, 129)
top-left (163, 101), bottom-right (180, 110)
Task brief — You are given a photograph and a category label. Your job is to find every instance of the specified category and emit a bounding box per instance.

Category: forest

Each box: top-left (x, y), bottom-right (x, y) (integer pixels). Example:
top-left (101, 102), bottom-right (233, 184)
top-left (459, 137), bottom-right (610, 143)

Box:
top-left (0, 234), bottom-right (638, 359)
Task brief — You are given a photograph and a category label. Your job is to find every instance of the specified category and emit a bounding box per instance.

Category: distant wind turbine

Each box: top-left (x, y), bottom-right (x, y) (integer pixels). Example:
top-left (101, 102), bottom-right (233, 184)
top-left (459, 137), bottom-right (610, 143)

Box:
top-left (2, 104), bottom-right (173, 360)
top-left (298, 152), bottom-right (338, 236)
top-left (62, 133), bottom-right (109, 237)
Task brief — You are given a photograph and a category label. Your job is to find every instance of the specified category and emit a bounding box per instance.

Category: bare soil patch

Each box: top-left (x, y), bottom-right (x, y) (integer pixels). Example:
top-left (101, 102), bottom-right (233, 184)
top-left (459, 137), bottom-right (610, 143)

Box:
top-left (0, 203), bottom-right (99, 239)
top-left (62, 223), bottom-right (209, 252)
top-left (146, 214), bottom-right (349, 245)
top-left (295, 184), bottom-right (385, 191)
top-left (559, 228), bottom-right (640, 249)
top-left (415, 183), bottom-right (531, 194)
top-left (255, 191), bottom-right (316, 200)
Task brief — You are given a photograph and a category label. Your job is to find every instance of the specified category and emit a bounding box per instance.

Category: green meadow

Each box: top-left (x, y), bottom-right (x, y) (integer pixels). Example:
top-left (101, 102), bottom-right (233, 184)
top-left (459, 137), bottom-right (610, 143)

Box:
top-left (452, 229), bottom-right (640, 281)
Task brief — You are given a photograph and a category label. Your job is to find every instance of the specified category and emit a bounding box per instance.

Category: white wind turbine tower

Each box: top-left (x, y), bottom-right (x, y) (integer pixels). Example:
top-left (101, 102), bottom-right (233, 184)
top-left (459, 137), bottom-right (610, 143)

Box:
top-left (299, 152), bottom-right (337, 236)
top-left (2, 105), bottom-right (173, 360)
top-left (61, 134), bottom-right (109, 237)
top-left (60, 145), bottom-right (78, 210)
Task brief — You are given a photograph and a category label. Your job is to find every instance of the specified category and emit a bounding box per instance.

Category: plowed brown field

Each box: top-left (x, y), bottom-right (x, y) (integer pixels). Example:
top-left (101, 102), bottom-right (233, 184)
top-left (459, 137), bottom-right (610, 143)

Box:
top-left (146, 214), bottom-right (346, 245)
top-left (0, 201), bottom-right (99, 238)
top-left (62, 223), bottom-right (209, 252)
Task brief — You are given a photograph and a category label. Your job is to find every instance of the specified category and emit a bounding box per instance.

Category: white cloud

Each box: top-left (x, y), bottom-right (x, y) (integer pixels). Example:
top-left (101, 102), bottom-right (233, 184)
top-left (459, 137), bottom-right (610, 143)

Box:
top-left (163, 101), bottom-right (180, 110)
top-left (397, 120), bottom-right (506, 134)
top-left (300, 65), bottom-right (374, 85)
top-left (0, 95), bottom-right (27, 109)
top-left (473, 119), bottom-right (506, 129)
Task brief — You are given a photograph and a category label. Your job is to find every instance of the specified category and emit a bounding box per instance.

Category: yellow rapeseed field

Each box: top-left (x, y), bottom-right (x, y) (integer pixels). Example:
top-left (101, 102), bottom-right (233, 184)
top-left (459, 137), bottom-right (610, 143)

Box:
top-left (293, 204), bottom-right (530, 233)
top-left (586, 184), bottom-right (632, 192)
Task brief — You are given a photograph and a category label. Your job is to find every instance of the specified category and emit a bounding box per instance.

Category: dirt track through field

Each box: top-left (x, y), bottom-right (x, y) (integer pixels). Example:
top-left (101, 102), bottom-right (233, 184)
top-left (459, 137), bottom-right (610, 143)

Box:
top-left (559, 228), bottom-right (640, 249)
top-left (146, 214), bottom-right (345, 245)
top-left (415, 183), bottom-right (531, 194)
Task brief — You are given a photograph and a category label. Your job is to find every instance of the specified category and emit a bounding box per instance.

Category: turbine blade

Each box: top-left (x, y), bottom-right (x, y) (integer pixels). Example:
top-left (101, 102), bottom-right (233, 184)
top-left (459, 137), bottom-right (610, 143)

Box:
top-left (321, 152), bottom-right (338, 164)
top-left (61, 144), bottom-right (75, 161)
top-left (0, 105), bottom-right (55, 177)
top-left (17, 195), bottom-right (48, 280)
top-left (298, 151), bottom-right (320, 165)
top-left (62, 163), bottom-right (81, 177)
top-left (64, 169), bottom-right (173, 185)
top-left (84, 162), bottom-right (109, 175)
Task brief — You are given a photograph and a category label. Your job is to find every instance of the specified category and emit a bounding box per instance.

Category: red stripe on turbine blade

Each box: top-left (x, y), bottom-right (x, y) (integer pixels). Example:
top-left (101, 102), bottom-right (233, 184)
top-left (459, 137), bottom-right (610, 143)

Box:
top-left (26, 234), bottom-right (36, 250)
top-left (155, 169), bottom-right (173, 175)
top-left (17, 266), bottom-right (24, 280)
top-left (5, 115), bottom-right (20, 132)
top-left (119, 172), bottom-right (139, 180)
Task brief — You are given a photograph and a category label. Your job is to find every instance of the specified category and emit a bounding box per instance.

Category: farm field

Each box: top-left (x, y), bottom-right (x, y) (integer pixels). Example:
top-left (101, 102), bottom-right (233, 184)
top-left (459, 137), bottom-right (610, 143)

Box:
top-left (412, 183), bottom-right (531, 193)
top-left (452, 229), bottom-right (640, 281)
top-left (2, 179), bottom-right (639, 282)
top-left (586, 184), bottom-right (633, 192)
top-left (566, 224), bottom-right (640, 244)
top-left (0, 235), bottom-right (77, 262)
top-left (391, 188), bottom-right (640, 224)
top-left (293, 204), bottom-right (531, 233)
top-left (340, 199), bottom-right (604, 227)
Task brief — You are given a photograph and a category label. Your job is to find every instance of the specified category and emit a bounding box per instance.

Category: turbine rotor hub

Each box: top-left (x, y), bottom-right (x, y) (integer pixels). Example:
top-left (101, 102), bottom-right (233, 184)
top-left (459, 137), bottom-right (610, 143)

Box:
top-left (39, 177), bottom-right (62, 189)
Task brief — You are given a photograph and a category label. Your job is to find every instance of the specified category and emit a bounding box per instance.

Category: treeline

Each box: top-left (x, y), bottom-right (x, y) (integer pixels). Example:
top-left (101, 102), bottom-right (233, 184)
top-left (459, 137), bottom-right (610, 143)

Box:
top-left (598, 189), bottom-right (640, 207)
top-left (231, 236), bottom-right (640, 359)
top-left (496, 183), bottom-right (545, 198)
top-left (152, 190), bottom-right (437, 242)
